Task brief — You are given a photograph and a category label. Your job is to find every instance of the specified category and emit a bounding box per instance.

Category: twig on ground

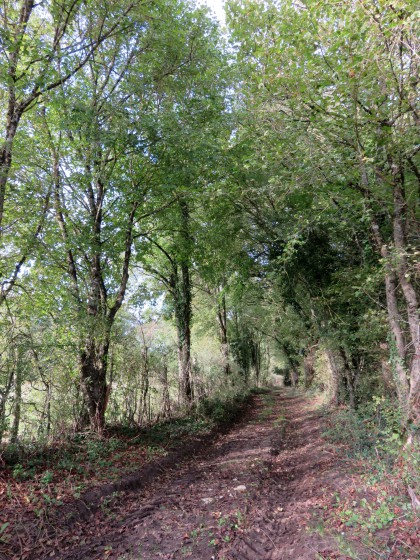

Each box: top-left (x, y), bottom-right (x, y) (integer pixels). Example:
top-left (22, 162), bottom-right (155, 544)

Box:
top-left (395, 538), bottom-right (413, 550)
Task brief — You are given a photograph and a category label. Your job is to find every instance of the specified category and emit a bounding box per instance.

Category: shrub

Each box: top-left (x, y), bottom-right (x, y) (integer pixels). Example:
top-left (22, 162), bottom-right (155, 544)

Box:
top-left (323, 395), bottom-right (404, 459)
top-left (196, 390), bottom-right (250, 425)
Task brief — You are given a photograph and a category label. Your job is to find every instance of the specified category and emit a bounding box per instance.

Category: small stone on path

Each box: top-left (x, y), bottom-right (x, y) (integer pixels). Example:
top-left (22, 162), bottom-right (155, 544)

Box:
top-left (201, 497), bottom-right (214, 504)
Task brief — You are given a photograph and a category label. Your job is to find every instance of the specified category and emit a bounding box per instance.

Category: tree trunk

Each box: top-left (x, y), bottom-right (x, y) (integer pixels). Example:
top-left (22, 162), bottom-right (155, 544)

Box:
top-left (358, 156), bottom-right (414, 423)
top-left (217, 293), bottom-right (231, 376)
top-left (339, 349), bottom-right (356, 409)
top-left (367, 159), bottom-right (419, 427)
top-left (10, 352), bottom-right (23, 444)
top-left (303, 342), bottom-right (317, 388)
top-left (0, 368), bottom-right (14, 444)
top-left (161, 364), bottom-right (171, 419)
top-left (283, 345), bottom-right (300, 387)
top-left (379, 343), bottom-right (395, 396)
top-left (392, 175), bottom-right (420, 426)
top-left (46, 383), bottom-right (51, 437)
top-left (80, 338), bottom-right (110, 433)
top-left (39, 381), bottom-right (52, 438)
top-left (174, 260), bottom-right (193, 406)
top-left (177, 319), bottom-right (192, 405)
top-left (139, 353), bottom-right (149, 426)
top-left (174, 199), bottom-right (193, 407)
top-left (0, 116), bottom-right (21, 232)
top-left (250, 340), bottom-right (261, 386)
top-left (371, 218), bottom-right (411, 424)
top-left (326, 348), bottom-right (341, 407)
top-left (290, 368), bottom-right (299, 387)
top-left (137, 327), bottom-right (150, 425)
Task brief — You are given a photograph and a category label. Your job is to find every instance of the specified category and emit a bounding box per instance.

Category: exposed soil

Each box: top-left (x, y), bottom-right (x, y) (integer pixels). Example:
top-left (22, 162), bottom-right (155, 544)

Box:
top-left (34, 389), bottom-right (347, 559)
top-left (5, 389), bottom-right (419, 560)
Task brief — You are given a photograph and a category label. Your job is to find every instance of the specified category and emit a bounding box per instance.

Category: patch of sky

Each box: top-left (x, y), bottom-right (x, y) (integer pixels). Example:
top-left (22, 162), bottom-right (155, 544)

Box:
top-left (199, 0), bottom-right (226, 25)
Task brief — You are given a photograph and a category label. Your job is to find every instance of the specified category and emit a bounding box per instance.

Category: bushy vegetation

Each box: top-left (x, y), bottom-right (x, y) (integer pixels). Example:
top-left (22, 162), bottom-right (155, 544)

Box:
top-left (322, 395), bottom-right (420, 558)
top-left (196, 389), bottom-right (251, 426)
top-left (324, 396), bottom-right (402, 459)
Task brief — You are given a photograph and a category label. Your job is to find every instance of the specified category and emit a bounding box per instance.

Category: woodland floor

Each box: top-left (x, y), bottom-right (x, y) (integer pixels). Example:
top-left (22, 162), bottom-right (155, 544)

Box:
top-left (1, 389), bottom-right (419, 560)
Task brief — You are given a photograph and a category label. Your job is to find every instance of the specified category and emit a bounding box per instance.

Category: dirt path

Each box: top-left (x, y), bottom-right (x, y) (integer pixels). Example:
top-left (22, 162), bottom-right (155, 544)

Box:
top-left (41, 388), bottom-right (351, 560)
top-left (221, 390), bottom-right (345, 560)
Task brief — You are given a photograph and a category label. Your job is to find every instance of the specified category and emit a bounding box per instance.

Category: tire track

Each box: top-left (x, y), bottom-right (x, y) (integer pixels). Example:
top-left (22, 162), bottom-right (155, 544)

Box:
top-left (46, 389), bottom-right (348, 559)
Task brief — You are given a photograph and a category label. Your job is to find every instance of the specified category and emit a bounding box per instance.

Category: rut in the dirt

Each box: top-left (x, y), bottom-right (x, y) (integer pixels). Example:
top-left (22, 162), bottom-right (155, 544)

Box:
top-left (44, 389), bottom-right (347, 560)
top-left (53, 389), bottom-right (279, 559)
top-left (222, 392), bottom-right (344, 560)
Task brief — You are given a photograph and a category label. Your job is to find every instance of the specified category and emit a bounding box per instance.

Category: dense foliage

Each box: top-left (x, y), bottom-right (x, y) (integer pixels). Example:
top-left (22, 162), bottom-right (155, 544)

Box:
top-left (0, 0), bottom-right (418, 450)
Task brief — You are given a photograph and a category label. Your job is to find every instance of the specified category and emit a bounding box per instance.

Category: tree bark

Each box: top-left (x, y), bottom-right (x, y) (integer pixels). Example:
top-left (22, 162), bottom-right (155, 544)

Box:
top-left (80, 337), bottom-right (110, 433)
top-left (391, 173), bottom-right (420, 426)
top-left (0, 367), bottom-right (15, 445)
top-left (161, 364), bottom-right (171, 419)
top-left (339, 348), bottom-right (356, 409)
top-left (250, 339), bottom-right (261, 386)
top-left (217, 293), bottom-right (231, 376)
top-left (174, 199), bottom-right (193, 406)
top-left (290, 368), bottom-right (299, 387)
top-left (371, 218), bottom-right (411, 424)
top-left (303, 342), bottom-right (317, 388)
top-left (326, 348), bottom-right (341, 407)
top-left (139, 330), bottom-right (150, 426)
top-left (379, 342), bottom-right (395, 396)
top-left (10, 350), bottom-right (23, 444)
top-left (171, 264), bottom-right (193, 406)
top-left (176, 281), bottom-right (193, 406)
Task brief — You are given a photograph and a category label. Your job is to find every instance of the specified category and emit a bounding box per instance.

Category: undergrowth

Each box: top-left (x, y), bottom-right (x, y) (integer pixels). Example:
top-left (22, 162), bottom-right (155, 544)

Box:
top-left (1, 387), bottom-right (252, 470)
top-left (195, 387), bottom-right (252, 425)
top-left (0, 389), bottom-right (253, 501)
top-left (321, 396), bottom-right (420, 559)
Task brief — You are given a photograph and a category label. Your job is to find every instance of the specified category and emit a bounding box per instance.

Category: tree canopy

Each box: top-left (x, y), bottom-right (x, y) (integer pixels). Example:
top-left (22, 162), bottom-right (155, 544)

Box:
top-left (0, 0), bottom-right (418, 442)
